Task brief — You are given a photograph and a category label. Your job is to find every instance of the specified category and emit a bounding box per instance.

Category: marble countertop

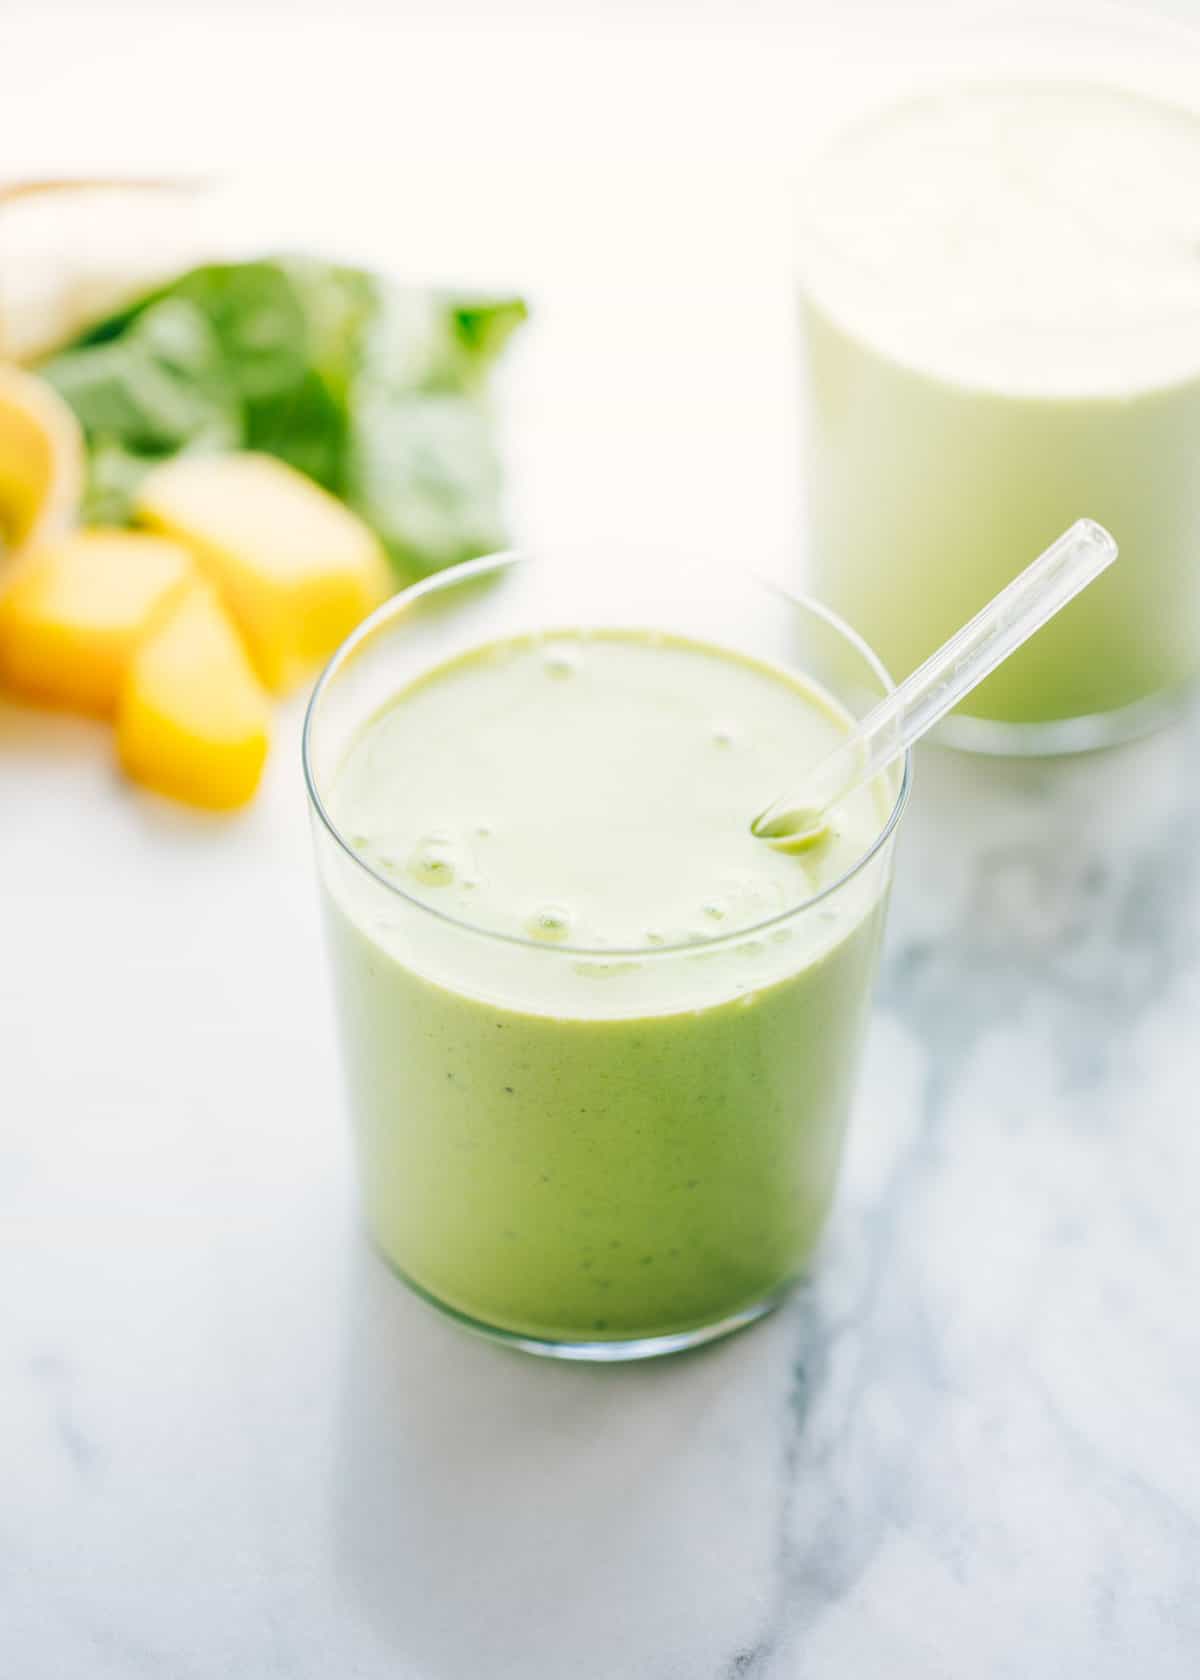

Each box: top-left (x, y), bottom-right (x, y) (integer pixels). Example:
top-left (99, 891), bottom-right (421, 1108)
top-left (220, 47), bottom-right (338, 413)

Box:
top-left (6, 14), bottom-right (1200, 1669)
top-left (8, 681), bottom-right (1200, 1680)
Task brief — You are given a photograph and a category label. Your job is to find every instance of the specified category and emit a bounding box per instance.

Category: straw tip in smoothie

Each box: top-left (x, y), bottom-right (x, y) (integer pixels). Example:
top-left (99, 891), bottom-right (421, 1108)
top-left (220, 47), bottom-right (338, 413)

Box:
top-left (750, 805), bottom-right (829, 852)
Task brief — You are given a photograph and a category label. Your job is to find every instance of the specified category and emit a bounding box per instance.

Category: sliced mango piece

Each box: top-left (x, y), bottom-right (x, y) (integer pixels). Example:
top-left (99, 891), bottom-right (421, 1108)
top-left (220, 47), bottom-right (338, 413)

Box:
top-left (134, 452), bottom-right (391, 693)
top-left (0, 365), bottom-right (84, 560)
top-left (0, 529), bottom-right (193, 716)
top-left (116, 580), bottom-right (270, 810)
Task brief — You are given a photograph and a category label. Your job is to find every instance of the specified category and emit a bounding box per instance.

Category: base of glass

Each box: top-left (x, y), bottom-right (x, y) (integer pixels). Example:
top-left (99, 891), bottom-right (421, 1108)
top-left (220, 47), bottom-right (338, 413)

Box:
top-left (376, 1247), bottom-right (798, 1361)
top-left (934, 682), bottom-right (1193, 758)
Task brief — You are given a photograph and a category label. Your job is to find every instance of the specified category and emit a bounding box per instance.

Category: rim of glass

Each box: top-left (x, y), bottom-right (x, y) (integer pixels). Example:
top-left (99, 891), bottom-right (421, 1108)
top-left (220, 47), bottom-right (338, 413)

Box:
top-left (301, 551), bottom-right (912, 959)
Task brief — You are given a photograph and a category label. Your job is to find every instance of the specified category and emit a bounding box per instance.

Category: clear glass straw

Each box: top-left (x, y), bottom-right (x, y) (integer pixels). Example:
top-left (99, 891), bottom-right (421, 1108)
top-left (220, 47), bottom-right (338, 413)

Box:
top-left (753, 518), bottom-right (1119, 848)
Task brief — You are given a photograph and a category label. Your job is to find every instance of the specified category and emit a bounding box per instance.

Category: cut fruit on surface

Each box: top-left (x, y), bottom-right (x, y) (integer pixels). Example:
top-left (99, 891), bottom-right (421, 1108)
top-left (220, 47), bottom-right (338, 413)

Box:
top-left (0, 529), bottom-right (194, 715)
top-left (134, 451), bottom-right (391, 693)
top-left (0, 366), bottom-right (84, 560)
top-left (116, 580), bottom-right (270, 809)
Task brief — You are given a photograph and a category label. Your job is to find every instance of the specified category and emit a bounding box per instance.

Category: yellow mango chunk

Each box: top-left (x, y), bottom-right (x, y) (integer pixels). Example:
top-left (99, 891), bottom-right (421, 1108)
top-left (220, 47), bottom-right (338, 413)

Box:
top-left (0, 529), bottom-right (193, 716)
top-left (134, 452), bottom-right (390, 693)
top-left (0, 366), bottom-right (84, 559)
top-left (117, 581), bottom-right (270, 810)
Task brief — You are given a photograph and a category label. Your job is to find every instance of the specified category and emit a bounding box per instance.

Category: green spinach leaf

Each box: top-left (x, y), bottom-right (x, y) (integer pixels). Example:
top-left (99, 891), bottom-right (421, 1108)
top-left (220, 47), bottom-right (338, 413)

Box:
top-left (39, 257), bottom-right (526, 583)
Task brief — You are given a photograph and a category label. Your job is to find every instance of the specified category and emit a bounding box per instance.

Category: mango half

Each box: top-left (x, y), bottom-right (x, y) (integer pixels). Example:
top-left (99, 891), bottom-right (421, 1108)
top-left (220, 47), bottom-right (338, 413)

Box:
top-left (135, 452), bottom-right (390, 693)
top-left (116, 578), bottom-right (270, 810)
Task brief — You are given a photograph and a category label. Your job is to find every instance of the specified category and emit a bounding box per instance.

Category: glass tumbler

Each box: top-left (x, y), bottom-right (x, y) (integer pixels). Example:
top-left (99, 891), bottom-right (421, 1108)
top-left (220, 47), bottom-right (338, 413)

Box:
top-left (303, 553), bottom-right (909, 1359)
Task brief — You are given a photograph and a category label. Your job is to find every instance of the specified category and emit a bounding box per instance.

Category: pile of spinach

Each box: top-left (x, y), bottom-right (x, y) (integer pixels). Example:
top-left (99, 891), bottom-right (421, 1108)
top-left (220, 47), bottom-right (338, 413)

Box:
top-left (39, 257), bottom-right (526, 581)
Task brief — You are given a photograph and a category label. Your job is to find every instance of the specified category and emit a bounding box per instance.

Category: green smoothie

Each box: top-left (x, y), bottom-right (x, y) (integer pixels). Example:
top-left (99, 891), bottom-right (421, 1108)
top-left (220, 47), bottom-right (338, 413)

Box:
top-left (319, 629), bottom-right (895, 1346)
top-left (800, 83), bottom-right (1200, 736)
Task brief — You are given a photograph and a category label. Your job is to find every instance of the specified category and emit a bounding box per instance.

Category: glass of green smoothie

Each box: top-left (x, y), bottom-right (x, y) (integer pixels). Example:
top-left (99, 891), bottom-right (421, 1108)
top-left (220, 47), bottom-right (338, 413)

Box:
top-left (303, 553), bottom-right (909, 1359)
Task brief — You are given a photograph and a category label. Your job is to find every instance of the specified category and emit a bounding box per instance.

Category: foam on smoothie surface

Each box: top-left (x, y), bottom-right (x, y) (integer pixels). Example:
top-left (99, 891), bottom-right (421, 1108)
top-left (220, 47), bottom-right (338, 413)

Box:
top-left (331, 629), bottom-right (881, 956)
top-left (802, 83), bottom-right (1200, 395)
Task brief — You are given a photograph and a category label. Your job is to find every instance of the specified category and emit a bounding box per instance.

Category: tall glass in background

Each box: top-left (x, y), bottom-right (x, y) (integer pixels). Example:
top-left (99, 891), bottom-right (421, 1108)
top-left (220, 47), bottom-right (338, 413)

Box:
top-left (797, 78), bottom-right (1200, 752)
top-left (304, 555), bottom-right (908, 1360)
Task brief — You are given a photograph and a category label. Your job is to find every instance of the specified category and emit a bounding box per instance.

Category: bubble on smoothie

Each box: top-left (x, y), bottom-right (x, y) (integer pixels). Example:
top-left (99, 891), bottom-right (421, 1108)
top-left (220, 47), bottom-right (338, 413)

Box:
top-left (723, 871), bottom-right (793, 923)
top-left (573, 957), bottom-right (639, 979)
top-left (701, 900), bottom-right (727, 922)
top-left (408, 840), bottom-right (458, 888)
top-left (527, 903), bottom-right (573, 942)
top-left (475, 823), bottom-right (493, 839)
top-left (542, 647), bottom-right (579, 680)
top-left (711, 725), bottom-right (737, 748)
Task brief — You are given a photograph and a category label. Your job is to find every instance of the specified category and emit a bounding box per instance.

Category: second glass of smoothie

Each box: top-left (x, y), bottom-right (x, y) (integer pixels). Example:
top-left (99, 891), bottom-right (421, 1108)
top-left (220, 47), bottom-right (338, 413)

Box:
top-left (304, 554), bottom-right (908, 1359)
top-left (798, 81), bottom-right (1200, 752)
